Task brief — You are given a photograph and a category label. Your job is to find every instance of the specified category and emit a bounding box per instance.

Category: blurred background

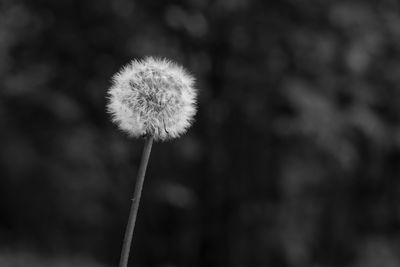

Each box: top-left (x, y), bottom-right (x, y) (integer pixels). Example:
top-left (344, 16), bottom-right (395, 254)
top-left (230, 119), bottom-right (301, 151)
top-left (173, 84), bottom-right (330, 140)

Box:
top-left (1, 0), bottom-right (400, 266)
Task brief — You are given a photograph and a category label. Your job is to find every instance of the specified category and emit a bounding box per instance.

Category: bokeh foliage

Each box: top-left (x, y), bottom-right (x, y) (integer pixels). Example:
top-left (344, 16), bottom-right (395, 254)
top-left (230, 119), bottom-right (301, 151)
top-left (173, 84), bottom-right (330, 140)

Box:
top-left (1, 0), bottom-right (400, 266)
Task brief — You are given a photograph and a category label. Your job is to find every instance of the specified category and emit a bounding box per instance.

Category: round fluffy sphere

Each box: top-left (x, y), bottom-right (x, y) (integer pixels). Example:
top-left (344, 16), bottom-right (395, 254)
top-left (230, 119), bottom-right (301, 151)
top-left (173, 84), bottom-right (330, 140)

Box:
top-left (107, 57), bottom-right (197, 141)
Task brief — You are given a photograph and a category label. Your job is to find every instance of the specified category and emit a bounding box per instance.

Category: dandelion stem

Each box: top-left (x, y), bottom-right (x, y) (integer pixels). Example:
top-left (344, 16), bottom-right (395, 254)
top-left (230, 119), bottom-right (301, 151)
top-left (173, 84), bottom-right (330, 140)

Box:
top-left (119, 136), bottom-right (153, 267)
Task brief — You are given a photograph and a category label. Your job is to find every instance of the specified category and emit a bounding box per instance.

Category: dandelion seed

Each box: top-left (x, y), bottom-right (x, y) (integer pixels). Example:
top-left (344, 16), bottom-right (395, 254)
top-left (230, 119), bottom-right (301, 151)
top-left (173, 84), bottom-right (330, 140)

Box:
top-left (107, 57), bottom-right (197, 141)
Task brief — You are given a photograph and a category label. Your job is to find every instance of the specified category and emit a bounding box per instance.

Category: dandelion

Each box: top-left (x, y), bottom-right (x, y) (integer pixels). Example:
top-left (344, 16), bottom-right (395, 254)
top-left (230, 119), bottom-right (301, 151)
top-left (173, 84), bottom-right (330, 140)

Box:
top-left (107, 57), bottom-right (197, 267)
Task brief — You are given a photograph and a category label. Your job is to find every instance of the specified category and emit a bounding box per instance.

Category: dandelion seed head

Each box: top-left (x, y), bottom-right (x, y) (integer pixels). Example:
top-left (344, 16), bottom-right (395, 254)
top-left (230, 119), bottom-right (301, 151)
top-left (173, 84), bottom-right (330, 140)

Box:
top-left (107, 57), bottom-right (197, 141)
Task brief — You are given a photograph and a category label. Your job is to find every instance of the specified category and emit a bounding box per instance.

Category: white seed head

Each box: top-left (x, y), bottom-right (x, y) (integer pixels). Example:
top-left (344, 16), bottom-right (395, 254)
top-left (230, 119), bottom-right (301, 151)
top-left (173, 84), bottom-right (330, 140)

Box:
top-left (107, 57), bottom-right (197, 141)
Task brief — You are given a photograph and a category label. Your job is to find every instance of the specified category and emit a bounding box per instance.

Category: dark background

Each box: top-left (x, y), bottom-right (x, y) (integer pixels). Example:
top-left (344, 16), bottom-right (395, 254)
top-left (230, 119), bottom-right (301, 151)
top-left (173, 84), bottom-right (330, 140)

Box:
top-left (1, 0), bottom-right (400, 266)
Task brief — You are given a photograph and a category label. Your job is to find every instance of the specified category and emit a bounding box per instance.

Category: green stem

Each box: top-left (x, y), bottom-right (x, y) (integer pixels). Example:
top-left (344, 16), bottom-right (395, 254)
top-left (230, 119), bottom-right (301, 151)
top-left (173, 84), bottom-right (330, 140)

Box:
top-left (119, 136), bottom-right (154, 267)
